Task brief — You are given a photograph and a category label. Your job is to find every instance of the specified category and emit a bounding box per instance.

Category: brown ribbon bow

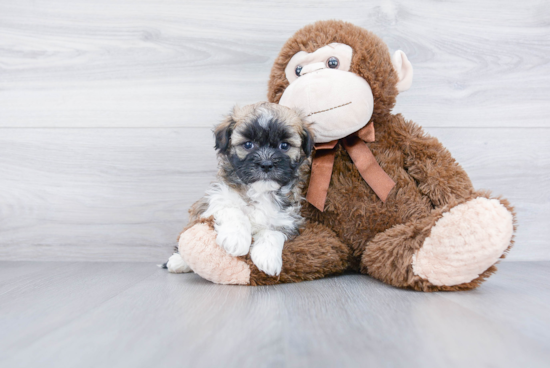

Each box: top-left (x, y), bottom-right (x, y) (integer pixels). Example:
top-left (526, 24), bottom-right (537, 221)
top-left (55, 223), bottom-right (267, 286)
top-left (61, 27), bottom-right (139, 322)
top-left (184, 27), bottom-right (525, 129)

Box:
top-left (306, 121), bottom-right (396, 212)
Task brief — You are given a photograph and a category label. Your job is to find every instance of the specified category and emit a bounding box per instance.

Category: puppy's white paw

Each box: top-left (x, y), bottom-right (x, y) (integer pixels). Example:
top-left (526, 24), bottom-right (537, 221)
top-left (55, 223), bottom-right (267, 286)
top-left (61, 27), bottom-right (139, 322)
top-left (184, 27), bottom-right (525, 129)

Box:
top-left (250, 230), bottom-right (285, 276)
top-left (166, 253), bottom-right (192, 273)
top-left (216, 222), bottom-right (252, 256)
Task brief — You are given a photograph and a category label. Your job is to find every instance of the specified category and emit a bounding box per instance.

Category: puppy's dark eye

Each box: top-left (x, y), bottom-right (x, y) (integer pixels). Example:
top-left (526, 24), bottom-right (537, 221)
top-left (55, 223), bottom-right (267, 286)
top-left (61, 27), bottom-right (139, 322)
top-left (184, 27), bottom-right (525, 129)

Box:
top-left (279, 142), bottom-right (290, 151)
top-left (243, 142), bottom-right (254, 150)
top-left (295, 65), bottom-right (303, 76)
top-left (327, 57), bottom-right (339, 69)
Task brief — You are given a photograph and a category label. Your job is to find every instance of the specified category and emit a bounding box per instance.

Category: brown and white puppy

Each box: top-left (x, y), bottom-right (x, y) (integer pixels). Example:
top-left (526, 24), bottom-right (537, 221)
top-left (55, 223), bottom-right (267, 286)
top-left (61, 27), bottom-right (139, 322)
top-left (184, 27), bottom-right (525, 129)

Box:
top-left (166, 102), bottom-right (314, 276)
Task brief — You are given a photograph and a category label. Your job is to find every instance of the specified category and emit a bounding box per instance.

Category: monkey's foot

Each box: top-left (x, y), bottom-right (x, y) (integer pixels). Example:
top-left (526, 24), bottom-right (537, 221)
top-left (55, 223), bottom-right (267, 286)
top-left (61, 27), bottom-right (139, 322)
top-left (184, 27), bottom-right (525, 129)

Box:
top-left (412, 197), bottom-right (514, 286)
top-left (178, 223), bottom-right (251, 285)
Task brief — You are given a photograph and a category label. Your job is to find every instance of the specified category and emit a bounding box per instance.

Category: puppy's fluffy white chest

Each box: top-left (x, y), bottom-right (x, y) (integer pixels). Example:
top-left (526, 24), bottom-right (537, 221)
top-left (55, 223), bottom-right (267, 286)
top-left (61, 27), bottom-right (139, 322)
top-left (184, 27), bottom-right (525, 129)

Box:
top-left (244, 181), bottom-right (297, 234)
top-left (201, 181), bottom-right (298, 235)
top-left (200, 180), bottom-right (301, 276)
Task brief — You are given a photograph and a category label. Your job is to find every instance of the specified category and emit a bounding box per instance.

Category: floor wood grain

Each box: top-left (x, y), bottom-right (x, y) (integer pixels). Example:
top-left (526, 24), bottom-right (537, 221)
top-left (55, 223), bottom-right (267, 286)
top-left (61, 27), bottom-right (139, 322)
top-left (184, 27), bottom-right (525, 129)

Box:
top-left (0, 261), bottom-right (549, 368)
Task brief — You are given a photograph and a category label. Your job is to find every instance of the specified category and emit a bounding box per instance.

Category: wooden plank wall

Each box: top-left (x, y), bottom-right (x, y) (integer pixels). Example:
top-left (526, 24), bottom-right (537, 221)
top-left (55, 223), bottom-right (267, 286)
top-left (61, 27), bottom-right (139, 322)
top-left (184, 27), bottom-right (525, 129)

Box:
top-left (1, 0), bottom-right (549, 261)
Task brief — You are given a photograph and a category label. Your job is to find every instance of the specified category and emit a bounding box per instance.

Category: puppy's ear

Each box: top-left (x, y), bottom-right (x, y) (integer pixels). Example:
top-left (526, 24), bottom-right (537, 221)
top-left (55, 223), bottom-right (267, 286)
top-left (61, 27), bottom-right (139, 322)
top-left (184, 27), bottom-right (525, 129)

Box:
top-left (301, 125), bottom-right (315, 158)
top-left (214, 116), bottom-right (235, 154)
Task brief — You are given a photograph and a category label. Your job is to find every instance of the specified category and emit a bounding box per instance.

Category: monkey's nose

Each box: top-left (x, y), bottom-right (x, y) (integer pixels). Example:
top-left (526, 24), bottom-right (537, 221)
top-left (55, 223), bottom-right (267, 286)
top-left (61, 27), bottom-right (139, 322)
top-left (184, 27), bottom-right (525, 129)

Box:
top-left (300, 62), bottom-right (325, 76)
top-left (260, 160), bottom-right (274, 172)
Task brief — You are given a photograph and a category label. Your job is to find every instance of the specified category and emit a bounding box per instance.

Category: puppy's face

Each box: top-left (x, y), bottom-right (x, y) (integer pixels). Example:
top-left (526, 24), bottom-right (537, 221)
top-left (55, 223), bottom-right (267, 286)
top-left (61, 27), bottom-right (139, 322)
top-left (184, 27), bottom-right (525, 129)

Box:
top-left (214, 102), bottom-right (314, 187)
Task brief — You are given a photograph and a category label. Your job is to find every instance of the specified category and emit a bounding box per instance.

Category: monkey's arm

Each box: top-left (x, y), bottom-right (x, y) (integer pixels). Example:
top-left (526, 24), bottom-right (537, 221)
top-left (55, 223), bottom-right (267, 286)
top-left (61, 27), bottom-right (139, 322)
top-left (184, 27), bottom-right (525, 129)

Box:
top-left (393, 115), bottom-right (475, 207)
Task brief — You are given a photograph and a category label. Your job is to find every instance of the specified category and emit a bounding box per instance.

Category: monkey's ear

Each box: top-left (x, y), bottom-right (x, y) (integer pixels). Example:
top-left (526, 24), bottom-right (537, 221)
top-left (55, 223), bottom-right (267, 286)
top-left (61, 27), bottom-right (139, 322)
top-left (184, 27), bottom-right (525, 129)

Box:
top-left (391, 50), bottom-right (413, 92)
top-left (301, 126), bottom-right (315, 158)
top-left (214, 116), bottom-right (235, 154)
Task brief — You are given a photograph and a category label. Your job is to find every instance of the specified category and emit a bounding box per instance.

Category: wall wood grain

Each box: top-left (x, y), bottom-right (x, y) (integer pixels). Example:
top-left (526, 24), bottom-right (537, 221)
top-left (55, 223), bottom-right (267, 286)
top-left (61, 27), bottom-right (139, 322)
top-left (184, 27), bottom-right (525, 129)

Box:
top-left (1, 0), bottom-right (549, 128)
top-left (0, 0), bottom-right (548, 261)
top-left (0, 128), bottom-right (547, 261)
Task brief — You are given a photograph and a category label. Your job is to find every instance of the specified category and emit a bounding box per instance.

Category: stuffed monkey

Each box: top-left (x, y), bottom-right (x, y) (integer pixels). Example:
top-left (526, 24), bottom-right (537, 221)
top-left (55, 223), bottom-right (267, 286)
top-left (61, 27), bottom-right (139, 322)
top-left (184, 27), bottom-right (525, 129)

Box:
top-left (178, 20), bottom-right (516, 291)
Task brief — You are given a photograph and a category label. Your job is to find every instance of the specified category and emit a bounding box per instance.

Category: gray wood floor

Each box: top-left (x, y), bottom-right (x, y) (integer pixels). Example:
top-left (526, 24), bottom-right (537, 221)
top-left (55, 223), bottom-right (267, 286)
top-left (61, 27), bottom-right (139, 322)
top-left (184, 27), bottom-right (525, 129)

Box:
top-left (1, 261), bottom-right (549, 368)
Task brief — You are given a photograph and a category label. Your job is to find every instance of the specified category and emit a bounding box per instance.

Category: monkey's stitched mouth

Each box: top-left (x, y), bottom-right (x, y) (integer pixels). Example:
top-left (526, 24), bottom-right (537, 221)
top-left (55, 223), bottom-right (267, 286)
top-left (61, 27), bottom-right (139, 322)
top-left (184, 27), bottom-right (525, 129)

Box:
top-left (306, 102), bottom-right (352, 117)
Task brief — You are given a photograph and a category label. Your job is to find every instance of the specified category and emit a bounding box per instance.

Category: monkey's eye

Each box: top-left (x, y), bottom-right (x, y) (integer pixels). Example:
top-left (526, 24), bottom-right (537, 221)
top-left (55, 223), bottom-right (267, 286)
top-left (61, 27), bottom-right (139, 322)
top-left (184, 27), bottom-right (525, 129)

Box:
top-left (279, 142), bottom-right (290, 151)
top-left (295, 65), bottom-right (303, 76)
top-left (243, 142), bottom-right (254, 150)
top-left (327, 57), bottom-right (339, 69)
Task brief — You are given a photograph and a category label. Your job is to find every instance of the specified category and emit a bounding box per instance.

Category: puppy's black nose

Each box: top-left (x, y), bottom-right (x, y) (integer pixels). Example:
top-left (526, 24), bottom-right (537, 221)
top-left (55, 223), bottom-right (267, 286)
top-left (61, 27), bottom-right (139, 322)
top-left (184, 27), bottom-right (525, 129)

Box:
top-left (260, 160), bottom-right (274, 172)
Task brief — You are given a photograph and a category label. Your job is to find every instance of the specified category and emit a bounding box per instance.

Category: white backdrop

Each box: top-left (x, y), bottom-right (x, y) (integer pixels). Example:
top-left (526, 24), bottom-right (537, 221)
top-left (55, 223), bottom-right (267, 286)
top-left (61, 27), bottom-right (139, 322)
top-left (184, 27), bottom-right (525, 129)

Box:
top-left (1, 0), bottom-right (548, 261)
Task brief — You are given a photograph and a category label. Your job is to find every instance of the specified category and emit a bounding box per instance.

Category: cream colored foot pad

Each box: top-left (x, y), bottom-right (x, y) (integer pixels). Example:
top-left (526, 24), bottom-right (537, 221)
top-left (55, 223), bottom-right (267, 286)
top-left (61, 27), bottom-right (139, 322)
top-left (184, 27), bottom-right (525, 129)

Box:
top-left (412, 198), bottom-right (514, 286)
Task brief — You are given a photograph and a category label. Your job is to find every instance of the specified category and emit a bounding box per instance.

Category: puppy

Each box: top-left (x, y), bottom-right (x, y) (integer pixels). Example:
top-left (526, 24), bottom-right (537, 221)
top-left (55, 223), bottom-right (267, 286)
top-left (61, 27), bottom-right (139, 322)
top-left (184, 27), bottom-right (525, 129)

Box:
top-left (165, 102), bottom-right (314, 276)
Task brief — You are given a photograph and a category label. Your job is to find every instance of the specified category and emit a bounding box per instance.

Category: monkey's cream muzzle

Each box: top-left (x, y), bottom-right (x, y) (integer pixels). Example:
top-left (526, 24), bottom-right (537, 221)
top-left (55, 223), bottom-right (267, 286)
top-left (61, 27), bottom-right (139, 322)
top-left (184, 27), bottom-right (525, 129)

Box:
top-left (278, 43), bottom-right (413, 211)
top-left (278, 43), bottom-right (402, 211)
top-left (279, 65), bottom-right (394, 211)
top-left (279, 66), bottom-right (374, 143)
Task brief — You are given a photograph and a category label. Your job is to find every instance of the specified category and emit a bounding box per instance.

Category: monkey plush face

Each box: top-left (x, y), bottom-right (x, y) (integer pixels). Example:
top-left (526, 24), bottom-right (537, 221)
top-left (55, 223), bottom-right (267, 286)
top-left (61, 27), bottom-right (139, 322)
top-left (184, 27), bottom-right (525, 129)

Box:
top-left (268, 21), bottom-right (414, 143)
top-left (214, 102), bottom-right (314, 187)
top-left (280, 43), bottom-right (375, 143)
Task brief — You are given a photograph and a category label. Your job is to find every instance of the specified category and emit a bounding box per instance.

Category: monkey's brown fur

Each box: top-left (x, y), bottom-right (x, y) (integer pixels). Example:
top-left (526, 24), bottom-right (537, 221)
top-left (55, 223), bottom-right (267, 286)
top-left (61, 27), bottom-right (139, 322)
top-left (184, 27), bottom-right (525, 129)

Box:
top-left (179, 20), bottom-right (516, 291)
top-left (243, 20), bottom-right (516, 291)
